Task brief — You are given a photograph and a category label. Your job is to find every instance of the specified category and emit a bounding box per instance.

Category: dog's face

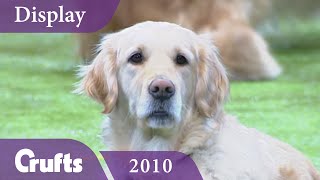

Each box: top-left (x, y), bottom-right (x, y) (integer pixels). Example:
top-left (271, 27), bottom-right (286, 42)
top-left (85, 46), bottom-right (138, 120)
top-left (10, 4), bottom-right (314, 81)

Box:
top-left (117, 28), bottom-right (196, 129)
top-left (77, 22), bottom-right (228, 129)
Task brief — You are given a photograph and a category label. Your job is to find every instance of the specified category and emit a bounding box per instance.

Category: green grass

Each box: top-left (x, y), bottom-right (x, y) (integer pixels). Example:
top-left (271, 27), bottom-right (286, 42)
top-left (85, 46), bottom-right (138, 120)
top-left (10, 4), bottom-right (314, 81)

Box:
top-left (0, 21), bottom-right (319, 170)
top-left (0, 34), bottom-right (104, 151)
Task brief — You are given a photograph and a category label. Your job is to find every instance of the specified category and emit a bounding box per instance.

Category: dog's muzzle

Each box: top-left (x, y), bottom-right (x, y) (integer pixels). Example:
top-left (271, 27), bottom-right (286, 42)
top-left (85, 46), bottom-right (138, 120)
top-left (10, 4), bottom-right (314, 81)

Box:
top-left (146, 78), bottom-right (176, 128)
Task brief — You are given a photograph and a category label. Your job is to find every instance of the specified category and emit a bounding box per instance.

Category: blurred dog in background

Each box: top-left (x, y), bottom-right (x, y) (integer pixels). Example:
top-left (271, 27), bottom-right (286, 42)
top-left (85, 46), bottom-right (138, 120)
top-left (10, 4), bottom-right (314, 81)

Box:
top-left (77, 0), bottom-right (318, 81)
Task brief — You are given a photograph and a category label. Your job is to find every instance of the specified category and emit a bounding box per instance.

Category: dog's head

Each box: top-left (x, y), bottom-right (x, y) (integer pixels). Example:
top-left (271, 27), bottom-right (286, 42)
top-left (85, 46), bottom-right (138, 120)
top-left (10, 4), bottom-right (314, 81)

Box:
top-left (76, 22), bottom-right (228, 129)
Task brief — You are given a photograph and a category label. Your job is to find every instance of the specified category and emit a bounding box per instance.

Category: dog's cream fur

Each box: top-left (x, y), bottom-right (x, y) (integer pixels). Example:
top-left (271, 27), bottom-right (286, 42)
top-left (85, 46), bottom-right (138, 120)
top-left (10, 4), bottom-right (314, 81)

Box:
top-left (76, 22), bottom-right (319, 180)
top-left (77, 0), bottom-right (282, 81)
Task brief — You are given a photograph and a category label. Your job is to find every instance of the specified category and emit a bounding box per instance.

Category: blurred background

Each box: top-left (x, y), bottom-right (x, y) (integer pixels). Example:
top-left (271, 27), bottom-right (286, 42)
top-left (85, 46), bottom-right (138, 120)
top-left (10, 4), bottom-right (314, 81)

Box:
top-left (0, 1), bottom-right (319, 169)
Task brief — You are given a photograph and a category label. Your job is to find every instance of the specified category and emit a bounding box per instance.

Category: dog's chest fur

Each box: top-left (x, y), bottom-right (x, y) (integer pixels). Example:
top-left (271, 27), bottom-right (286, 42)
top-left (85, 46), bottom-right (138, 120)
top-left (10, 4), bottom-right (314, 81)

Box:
top-left (102, 114), bottom-right (316, 180)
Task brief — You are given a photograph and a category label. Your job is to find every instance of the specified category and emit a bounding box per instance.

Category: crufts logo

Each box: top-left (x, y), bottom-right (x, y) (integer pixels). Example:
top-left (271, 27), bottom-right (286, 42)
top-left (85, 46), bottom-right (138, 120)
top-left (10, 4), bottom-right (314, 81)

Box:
top-left (15, 149), bottom-right (83, 173)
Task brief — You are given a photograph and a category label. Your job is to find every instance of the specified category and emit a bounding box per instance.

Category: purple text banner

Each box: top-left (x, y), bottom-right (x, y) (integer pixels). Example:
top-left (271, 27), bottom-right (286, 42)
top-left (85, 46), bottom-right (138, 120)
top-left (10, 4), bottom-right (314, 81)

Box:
top-left (102, 151), bottom-right (203, 180)
top-left (0, 139), bottom-right (203, 179)
top-left (0, 0), bottom-right (119, 32)
top-left (0, 139), bottom-right (107, 180)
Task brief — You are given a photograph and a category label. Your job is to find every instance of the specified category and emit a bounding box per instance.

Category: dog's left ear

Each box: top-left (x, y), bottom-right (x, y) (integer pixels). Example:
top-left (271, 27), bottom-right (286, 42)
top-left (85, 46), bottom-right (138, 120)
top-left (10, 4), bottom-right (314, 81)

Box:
top-left (195, 35), bottom-right (229, 118)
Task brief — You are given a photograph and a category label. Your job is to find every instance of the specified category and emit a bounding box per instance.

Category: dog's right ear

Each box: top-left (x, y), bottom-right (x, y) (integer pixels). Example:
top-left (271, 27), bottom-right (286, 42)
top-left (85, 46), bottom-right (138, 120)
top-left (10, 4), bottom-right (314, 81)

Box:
top-left (74, 35), bottom-right (118, 114)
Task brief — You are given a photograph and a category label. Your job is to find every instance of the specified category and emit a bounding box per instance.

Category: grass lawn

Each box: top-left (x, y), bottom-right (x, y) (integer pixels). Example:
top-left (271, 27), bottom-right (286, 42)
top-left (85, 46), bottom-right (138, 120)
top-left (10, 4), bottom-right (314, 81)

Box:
top-left (0, 20), bottom-right (319, 170)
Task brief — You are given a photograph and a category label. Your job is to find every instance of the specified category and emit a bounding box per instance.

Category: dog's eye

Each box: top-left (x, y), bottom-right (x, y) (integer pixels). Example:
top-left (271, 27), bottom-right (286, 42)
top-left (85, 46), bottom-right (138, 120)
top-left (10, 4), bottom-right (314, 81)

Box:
top-left (175, 54), bottom-right (188, 65)
top-left (128, 52), bottom-right (144, 64)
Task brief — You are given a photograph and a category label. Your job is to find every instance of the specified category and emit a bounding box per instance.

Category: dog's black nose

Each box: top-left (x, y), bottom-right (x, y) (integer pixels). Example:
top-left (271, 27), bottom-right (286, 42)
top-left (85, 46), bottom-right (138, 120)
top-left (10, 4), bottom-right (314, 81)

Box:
top-left (148, 79), bottom-right (175, 100)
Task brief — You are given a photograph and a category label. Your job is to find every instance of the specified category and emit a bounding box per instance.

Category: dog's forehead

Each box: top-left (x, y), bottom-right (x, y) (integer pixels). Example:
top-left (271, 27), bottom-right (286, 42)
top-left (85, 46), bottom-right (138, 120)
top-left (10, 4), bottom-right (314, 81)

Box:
top-left (117, 22), bottom-right (198, 48)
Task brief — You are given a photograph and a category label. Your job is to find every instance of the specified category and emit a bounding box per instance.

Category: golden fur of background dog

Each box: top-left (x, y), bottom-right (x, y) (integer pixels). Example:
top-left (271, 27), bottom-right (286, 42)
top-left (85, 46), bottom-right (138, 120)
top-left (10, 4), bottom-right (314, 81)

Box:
top-left (77, 0), bottom-right (283, 81)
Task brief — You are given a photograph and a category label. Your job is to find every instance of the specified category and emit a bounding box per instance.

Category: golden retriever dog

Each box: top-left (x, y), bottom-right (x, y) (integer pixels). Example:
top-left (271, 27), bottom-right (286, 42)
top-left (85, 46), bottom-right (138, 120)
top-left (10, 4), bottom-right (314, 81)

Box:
top-left (75, 22), bottom-right (319, 179)
top-left (78, 0), bottom-right (282, 81)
